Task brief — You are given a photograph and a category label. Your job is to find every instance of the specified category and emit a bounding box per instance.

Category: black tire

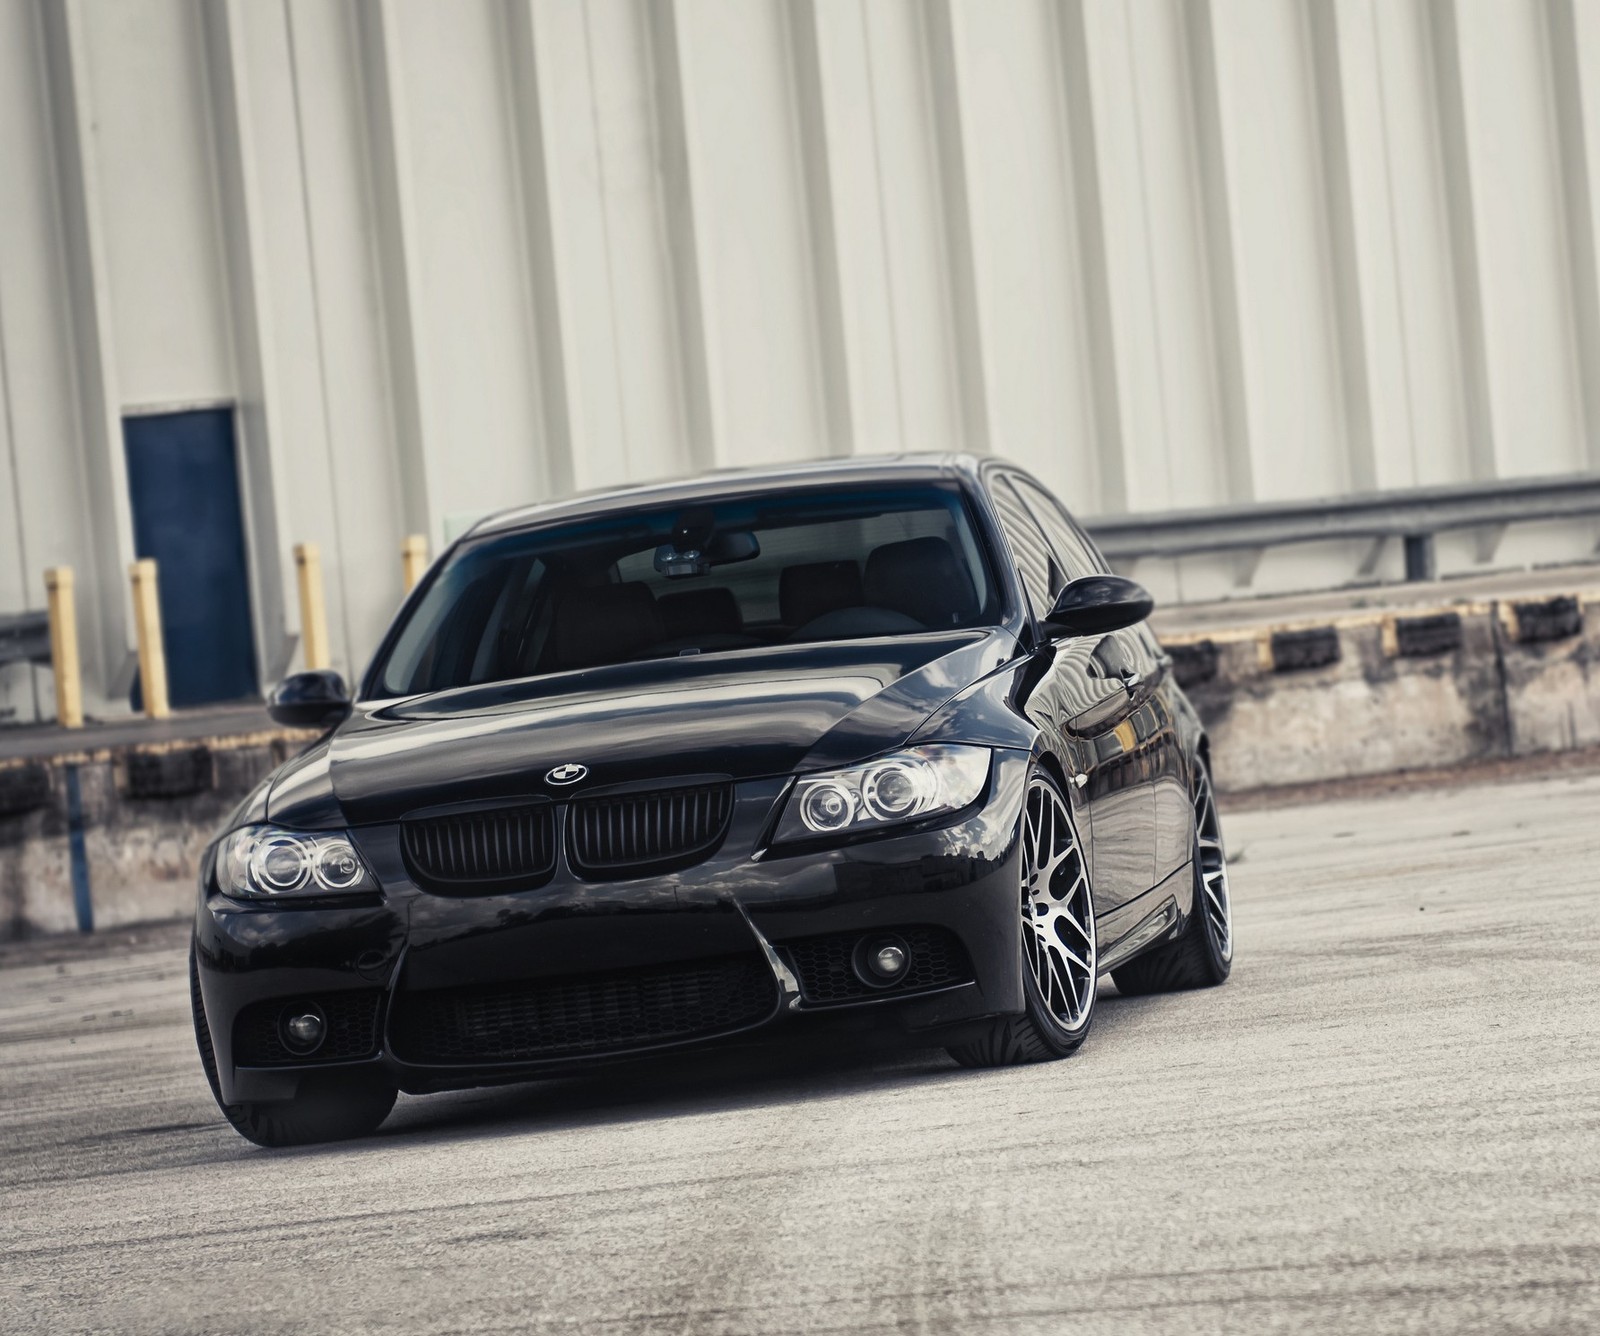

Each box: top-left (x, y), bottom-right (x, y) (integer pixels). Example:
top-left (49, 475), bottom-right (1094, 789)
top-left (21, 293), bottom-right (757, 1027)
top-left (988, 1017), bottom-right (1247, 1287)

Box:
top-left (190, 943), bottom-right (397, 1148)
top-left (1111, 760), bottom-right (1232, 996)
top-left (949, 768), bottom-right (1096, 1068)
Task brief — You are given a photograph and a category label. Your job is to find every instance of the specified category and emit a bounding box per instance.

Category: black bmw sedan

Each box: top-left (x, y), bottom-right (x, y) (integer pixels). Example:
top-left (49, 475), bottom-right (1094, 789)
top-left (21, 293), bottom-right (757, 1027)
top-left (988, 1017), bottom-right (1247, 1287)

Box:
top-left (190, 455), bottom-right (1233, 1145)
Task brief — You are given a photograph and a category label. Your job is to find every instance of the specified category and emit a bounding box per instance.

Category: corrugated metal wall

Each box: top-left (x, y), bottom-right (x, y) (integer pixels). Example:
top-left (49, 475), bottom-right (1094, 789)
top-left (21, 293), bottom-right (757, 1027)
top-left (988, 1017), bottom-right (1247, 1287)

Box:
top-left (2, 0), bottom-right (1599, 721)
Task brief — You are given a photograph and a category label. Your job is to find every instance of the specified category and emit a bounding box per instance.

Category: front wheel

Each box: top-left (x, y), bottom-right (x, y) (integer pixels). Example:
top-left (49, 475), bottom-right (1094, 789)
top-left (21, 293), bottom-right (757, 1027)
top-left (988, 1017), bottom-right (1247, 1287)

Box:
top-left (1111, 759), bottom-right (1232, 996)
top-left (949, 769), bottom-right (1097, 1068)
top-left (190, 944), bottom-right (397, 1148)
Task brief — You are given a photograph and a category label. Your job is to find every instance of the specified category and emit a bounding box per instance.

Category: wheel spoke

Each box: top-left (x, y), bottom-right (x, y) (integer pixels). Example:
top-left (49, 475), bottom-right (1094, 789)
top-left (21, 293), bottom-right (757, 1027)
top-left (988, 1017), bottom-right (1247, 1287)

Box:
top-left (1056, 942), bottom-right (1091, 975)
top-left (1035, 931), bottom-right (1059, 1012)
top-left (1060, 905), bottom-right (1093, 945)
top-left (1047, 946), bottom-right (1073, 1020)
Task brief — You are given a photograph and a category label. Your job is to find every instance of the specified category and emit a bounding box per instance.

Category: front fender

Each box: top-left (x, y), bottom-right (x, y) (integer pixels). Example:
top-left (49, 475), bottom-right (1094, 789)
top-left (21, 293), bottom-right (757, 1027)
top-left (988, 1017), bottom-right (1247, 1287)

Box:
top-left (907, 655), bottom-right (1039, 753)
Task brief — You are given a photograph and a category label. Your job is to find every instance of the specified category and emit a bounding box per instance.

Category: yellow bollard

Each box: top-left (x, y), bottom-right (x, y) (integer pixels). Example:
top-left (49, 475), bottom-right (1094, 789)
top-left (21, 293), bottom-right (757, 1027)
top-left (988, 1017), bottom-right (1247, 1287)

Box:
top-left (44, 567), bottom-right (84, 729)
top-left (294, 541), bottom-right (331, 671)
top-left (128, 558), bottom-right (171, 719)
top-left (401, 534), bottom-right (429, 594)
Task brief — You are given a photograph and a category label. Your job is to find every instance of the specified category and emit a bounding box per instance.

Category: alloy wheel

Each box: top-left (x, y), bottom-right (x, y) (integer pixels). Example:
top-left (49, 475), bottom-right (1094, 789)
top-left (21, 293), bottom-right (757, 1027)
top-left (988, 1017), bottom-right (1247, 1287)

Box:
top-left (1192, 764), bottom-right (1233, 962)
top-left (1020, 776), bottom-right (1096, 1030)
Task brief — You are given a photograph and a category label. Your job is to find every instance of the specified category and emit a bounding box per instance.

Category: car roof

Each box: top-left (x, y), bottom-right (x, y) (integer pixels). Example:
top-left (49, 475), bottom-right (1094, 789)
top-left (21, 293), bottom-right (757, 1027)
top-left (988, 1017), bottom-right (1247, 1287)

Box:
top-left (466, 453), bottom-right (987, 539)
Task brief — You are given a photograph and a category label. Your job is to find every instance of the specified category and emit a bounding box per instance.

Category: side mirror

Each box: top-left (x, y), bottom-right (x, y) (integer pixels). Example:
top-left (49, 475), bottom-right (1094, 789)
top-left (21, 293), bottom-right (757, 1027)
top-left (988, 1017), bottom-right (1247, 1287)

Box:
top-left (268, 670), bottom-right (352, 730)
top-left (1042, 575), bottom-right (1154, 640)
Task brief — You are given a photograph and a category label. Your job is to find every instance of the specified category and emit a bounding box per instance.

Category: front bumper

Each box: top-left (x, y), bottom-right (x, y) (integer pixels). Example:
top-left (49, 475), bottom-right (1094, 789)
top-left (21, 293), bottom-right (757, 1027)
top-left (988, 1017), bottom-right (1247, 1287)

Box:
top-left (194, 751), bottom-right (1030, 1103)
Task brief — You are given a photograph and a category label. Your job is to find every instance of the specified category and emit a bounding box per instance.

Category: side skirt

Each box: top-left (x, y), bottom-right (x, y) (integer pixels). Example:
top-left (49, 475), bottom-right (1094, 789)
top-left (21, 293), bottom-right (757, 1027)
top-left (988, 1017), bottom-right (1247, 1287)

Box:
top-left (1094, 861), bottom-right (1192, 975)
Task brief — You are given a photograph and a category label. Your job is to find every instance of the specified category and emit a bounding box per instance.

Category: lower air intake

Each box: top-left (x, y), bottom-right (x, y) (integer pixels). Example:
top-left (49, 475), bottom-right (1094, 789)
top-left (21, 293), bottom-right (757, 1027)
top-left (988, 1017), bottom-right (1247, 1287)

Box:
top-left (388, 954), bottom-right (777, 1064)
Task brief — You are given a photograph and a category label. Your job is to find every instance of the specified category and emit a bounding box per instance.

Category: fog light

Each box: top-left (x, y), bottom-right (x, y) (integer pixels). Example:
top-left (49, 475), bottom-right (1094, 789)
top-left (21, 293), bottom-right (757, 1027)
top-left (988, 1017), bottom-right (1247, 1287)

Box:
top-left (852, 933), bottom-right (912, 988)
top-left (872, 944), bottom-right (908, 978)
top-left (282, 1006), bottom-right (325, 1054)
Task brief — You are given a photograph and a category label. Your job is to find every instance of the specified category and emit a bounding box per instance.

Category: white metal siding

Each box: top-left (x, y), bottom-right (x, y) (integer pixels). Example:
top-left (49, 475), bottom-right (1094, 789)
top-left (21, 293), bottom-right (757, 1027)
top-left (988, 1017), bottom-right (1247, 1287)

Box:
top-left (2, 0), bottom-right (1599, 721)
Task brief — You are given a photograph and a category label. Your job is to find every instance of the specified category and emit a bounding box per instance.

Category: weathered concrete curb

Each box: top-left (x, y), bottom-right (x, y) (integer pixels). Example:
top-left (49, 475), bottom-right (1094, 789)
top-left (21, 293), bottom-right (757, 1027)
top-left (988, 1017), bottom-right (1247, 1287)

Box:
top-left (1165, 590), bottom-right (1599, 792)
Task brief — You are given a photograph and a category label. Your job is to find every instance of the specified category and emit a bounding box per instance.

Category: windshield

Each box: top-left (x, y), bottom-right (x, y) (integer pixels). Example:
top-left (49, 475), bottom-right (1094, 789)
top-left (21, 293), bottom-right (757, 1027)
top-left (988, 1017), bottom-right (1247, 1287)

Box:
top-left (371, 483), bottom-right (999, 697)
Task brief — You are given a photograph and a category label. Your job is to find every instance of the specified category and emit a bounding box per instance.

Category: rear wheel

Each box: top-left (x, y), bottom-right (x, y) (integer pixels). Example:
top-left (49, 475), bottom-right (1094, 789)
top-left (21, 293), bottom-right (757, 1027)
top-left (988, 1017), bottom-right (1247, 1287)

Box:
top-left (190, 944), bottom-right (396, 1147)
top-left (1110, 759), bottom-right (1232, 995)
top-left (949, 769), bottom-right (1096, 1068)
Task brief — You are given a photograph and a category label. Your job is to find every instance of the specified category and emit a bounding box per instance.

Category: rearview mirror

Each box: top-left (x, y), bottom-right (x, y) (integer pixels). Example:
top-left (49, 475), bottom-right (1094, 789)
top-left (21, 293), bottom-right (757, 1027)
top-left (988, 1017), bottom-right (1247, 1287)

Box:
top-left (268, 670), bottom-right (352, 730)
top-left (653, 529), bottom-right (760, 578)
top-left (1042, 575), bottom-right (1154, 640)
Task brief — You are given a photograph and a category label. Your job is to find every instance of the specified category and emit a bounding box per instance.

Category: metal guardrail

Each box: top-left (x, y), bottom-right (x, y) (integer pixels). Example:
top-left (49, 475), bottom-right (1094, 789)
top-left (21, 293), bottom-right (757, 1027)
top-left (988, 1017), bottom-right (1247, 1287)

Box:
top-left (0, 610), bottom-right (50, 667)
top-left (1085, 473), bottom-right (1600, 581)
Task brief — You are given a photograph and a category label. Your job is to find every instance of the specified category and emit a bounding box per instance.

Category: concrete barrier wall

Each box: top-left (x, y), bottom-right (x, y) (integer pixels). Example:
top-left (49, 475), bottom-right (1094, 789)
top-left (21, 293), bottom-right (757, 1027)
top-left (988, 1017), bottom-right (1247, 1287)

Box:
top-left (1169, 591), bottom-right (1600, 792)
top-left (0, 732), bottom-right (310, 940)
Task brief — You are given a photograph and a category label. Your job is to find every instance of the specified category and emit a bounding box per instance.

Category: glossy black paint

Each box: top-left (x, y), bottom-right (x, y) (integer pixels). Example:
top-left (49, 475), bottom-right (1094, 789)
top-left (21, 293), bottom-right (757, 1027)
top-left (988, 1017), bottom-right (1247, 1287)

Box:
top-left (1042, 575), bottom-right (1156, 639)
top-left (270, 631), bottom-right (1013, 829)
top-left (194, 455), bottom-right (1210, 1106)
top-left (267, 669), bottom-right (352, 731)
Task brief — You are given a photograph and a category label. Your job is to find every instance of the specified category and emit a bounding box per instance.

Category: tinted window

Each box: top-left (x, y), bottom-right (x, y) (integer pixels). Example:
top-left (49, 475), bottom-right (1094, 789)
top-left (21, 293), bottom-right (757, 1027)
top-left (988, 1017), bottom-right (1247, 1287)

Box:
top-left (373, 485), bottom-right (999, 696)
top-left (990, 479), bottom-right (1058, 617)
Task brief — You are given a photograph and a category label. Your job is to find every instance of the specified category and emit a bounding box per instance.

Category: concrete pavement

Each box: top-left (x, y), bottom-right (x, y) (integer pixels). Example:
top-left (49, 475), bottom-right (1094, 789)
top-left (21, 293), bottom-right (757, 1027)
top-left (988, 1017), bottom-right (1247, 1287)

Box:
top-left (3, 766), bottom-right (1598, 1334)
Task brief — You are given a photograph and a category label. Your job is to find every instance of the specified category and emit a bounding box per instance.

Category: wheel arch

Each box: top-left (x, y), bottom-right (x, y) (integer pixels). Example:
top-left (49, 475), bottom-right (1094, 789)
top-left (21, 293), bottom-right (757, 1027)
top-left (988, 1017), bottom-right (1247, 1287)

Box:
top-left (1031, 746), bottom-right (1074, 801)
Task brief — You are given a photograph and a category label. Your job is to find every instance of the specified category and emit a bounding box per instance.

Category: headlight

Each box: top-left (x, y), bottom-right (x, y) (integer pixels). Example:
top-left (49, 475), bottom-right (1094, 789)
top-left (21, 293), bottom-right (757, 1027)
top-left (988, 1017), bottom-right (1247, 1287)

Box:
top-left (773, 745), bottom-right (990, 844)
top-left (216, 825), bottom-right (378, 899)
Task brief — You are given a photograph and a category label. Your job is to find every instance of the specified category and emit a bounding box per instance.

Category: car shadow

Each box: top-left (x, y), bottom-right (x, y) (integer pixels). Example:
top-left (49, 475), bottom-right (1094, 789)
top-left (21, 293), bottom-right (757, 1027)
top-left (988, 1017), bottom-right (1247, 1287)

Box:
top-left (344, 981), bottom-right (1157, 1153)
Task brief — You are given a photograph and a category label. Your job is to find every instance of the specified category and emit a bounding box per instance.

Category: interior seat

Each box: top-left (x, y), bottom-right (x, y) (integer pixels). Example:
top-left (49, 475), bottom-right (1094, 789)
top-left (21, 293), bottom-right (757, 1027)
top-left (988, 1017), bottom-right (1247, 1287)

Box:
top-left (779, 560), bottom-right (863, 629)
top-left (551, 582), bottom-right (663, 669)
top-left (863, 537), bottom-right (979, 629)
top-left (658, 586), bottom-right (744, 640)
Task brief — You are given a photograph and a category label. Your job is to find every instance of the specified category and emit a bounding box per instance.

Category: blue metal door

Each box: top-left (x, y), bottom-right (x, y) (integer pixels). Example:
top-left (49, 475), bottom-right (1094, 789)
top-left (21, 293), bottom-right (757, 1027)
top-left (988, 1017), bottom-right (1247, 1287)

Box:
top-left (123, 409), bottom-right (259, 707)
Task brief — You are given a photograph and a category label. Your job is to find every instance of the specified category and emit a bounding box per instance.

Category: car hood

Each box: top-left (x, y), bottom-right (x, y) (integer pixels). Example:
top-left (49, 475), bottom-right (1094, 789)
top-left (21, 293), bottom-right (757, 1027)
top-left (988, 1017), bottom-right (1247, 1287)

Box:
top-left (267, 629), bottom-right (1017, 828)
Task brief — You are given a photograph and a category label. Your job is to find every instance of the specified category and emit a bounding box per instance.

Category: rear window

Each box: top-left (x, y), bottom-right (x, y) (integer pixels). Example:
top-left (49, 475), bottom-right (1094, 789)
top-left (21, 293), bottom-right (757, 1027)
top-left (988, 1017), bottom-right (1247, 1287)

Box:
top-left (371, 484), bottom-right (1000, 697)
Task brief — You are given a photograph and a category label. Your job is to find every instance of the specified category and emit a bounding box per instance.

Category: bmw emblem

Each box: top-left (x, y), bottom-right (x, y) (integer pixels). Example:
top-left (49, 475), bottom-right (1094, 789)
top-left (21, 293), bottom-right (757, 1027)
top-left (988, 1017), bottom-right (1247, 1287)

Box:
top-left (546, 763), bottom-right (588, 786)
